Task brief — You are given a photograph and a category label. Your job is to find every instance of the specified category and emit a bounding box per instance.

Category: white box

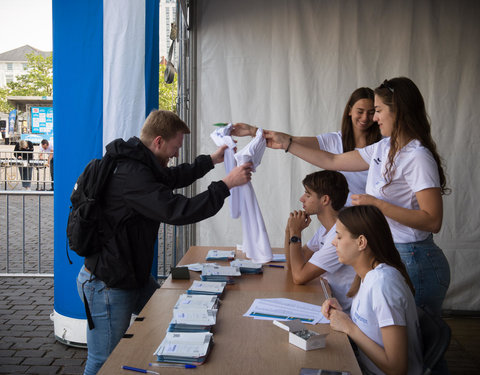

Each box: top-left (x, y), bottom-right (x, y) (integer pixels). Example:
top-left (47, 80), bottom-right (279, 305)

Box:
top-left (273, 319), bottom-right (327, 351)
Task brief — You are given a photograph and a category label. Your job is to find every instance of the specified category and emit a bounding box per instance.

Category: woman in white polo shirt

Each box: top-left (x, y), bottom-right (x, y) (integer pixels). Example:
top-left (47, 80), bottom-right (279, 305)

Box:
top-left (231, 87), bottom-right (381, 205)
top-left (322, 205), bottom-right (422, 375)
top-left (266, 77), bottom-right (450, 317)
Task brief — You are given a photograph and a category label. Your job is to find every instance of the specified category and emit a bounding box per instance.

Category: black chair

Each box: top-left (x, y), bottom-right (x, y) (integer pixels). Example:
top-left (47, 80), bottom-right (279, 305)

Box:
top-left (417, 306), bottom-right (451, 375)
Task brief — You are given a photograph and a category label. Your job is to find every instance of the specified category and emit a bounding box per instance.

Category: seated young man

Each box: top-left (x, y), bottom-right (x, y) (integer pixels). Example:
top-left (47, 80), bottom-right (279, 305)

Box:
top-left (286, 170), bottom-right (356, 311)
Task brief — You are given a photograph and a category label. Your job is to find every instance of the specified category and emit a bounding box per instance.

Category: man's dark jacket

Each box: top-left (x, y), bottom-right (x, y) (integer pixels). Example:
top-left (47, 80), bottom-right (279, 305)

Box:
top-left (85, 137), bottom-right (230, 289)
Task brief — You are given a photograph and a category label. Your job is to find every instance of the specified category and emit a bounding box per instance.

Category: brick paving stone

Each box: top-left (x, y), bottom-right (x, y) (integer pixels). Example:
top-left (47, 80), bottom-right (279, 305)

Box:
top-left (0, 343), bottom-right (13, 350)
top-left (0, 356), bottom-right (23, 365)
top-left (26, 365), bottom-right (61, 374)
top-left (52, 358), bottom-right (84, 367)
top-left (0, 350), bottom-right (16, 357)
top-left (2, 337), bottom-right (29, 345)
top-left (22, 357), bottom-right (55, 366)
top-left (0, 364), bottom-right (29, 374)
top-left (12, 341), bottom-right (46, 350)
top-left (61, 366), bottom-right (85, 375)
top-left (9, 325), bottom-right (33, 332)
top-left (7, 319), bottom-right (34, 325)
top-left (14, 350), bottom-right (46, 358)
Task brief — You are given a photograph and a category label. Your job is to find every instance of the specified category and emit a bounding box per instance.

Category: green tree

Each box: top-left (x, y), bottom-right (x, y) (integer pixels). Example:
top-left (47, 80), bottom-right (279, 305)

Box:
top-left (0, 53), bottom-right (52, 113)
top-left (159, 64), bottom-right (177, 112)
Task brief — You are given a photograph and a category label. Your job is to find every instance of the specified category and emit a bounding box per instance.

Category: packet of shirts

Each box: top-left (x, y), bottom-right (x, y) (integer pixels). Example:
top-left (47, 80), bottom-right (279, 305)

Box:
top-left (187, 280), bottom-right (227, 296)
top-left (205, 249), bottom-right (235, 261)
top-left (168, 308), bottom-right (217, 332)
top-left (201, 265), bottom-right (241, 284)
top-left (174, 294), bottom-right (220, 310)
top-left (230, 259), bottom-right (263, 274)
top-left (154, 332), bottom-right (213, 365)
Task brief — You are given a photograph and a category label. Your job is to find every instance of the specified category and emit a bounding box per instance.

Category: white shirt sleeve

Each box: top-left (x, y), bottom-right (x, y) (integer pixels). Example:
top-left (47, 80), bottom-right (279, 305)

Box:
top-left (403, 147), bottom-right (440, 193)
top-left (316, 131), bottom-right (343, 153)
top-left (357, 139), bottom-right (381, 165)
top-left (307, 226), bottom-right (342, 273)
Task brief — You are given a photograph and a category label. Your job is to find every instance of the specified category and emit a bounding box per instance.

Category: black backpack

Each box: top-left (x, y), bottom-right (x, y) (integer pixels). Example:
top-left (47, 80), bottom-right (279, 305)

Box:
top-left (66, 153), bottom-right (118, 258)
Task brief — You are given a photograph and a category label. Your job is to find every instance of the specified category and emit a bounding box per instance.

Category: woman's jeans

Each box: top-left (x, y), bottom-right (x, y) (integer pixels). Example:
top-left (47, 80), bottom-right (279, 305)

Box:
top-left (18, 166), bottom-right (32, 188)
top-left (77, 265), bottom-right (159, 375)
top-left (395, 235), bottom-right (450, 317)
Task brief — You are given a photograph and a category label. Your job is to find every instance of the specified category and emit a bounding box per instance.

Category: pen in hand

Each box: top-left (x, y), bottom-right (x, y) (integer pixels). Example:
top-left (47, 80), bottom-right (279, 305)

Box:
top-left (268, 264), bottom-right (284, 268)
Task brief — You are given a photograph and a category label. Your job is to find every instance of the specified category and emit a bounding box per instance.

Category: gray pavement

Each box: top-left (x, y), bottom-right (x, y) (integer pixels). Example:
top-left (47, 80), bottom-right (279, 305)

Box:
top-left (0, 277), bottom-right (87, 375)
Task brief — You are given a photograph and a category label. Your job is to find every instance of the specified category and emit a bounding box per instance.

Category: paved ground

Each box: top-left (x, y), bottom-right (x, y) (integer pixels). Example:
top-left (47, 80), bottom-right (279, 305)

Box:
top-left (0, 277), bottom-right (87, 375)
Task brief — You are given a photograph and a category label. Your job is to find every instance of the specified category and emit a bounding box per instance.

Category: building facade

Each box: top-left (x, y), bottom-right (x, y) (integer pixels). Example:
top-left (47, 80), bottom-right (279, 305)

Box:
top-left (0, 45), bottom-right (51, 88)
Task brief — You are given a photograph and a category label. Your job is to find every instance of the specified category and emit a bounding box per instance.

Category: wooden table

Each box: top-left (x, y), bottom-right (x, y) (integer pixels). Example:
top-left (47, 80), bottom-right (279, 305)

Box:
top-left (98, 246), bottom-right (361, 375)
top-left (161, 246), bottom-right (323, 292)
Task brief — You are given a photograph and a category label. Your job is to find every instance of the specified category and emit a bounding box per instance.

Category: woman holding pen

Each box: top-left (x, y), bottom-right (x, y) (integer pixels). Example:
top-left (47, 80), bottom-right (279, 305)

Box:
top-left (322, 205), bottom-right (422, 375)
top-left (265, 77), bottom-right (450, 316)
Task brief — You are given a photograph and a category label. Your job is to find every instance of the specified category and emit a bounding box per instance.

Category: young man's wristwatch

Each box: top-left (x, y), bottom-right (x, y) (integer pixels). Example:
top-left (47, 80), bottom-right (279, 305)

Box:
top-left (289, 236), bottom-right (301, 244)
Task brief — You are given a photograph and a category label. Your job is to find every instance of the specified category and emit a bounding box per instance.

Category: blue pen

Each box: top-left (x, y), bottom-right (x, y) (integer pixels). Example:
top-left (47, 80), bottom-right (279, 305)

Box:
top-left (268, 264), bottom-right (284, 268)
top-left (149, 363), bottom-right (197, 368)
top-left (122, 365), bottom-right (159, 374)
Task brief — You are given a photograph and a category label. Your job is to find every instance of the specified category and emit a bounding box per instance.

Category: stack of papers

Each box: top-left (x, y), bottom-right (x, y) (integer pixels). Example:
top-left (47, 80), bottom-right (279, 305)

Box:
top-left (244, 298), bottom-right (327, 325)
top-left (168, 308), bottom-right (217, 332)
top-left (174, 294), bottom-right (219, 310)
top-left (271, 254), bottom-right (287, 262)
top-left (201, 265), bottom-right (241, 284)
top-left (182, 263), bottom-right (219, 272)
top-left (154, 332), bottom-right (213, 365)
top-left (187, 280), bottom-right (227, 296)
top-left (205, 249), bottom-right (235, 261)
top-left (230, 259), bottom-right (263, 274)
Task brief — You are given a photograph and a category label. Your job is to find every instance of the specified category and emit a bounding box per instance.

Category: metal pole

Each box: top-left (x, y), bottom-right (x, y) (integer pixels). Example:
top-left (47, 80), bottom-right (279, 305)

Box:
top-left (38, 194), bottom-right (42, 273)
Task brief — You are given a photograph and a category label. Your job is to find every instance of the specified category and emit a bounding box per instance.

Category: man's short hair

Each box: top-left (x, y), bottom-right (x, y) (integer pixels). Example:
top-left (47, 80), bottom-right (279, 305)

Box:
top-left (140, 110), bottom-right (190, 144)
top-left (41, 139), bottom-right (49, 146)
top-left (302, 170), bottom-right (349, 211)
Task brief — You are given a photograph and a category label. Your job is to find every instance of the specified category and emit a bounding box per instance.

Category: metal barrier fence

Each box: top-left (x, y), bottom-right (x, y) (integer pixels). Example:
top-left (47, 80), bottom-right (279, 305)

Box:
top-left (0, 190), bottom-right (178, 279)
top-left (0, 150), bottom-right (53, 191)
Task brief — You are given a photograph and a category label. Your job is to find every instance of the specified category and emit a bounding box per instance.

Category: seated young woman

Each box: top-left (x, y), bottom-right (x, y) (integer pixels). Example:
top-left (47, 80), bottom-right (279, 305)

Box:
top-left (322, 205), bottom-right (422, 375)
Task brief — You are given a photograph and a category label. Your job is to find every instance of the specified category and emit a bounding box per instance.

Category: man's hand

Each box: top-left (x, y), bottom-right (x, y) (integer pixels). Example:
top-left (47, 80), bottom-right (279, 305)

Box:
top-left (264, 130), bottom-right (291, 150)
top-left (222, 162), bottom-right (253, 189)
top-left (231, 123), bottom-right (257, 137)
top-left (210, 145), bottom-right (229, 165)
top-left (287, 210), bottom-right (311, 235)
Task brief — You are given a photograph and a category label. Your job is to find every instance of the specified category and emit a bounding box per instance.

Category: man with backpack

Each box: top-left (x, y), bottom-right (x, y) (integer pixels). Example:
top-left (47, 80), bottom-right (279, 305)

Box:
top-left (76, 110), bottom-right (253, 375)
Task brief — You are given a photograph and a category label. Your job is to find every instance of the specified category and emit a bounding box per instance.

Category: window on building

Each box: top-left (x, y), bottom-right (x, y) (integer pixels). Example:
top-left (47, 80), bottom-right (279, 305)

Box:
top-left (7, 63), bottom-right (13, 70)
top-left (23, 63), bottom-right (28, 70)
top-left (6, 75), bottom-right (14, 83)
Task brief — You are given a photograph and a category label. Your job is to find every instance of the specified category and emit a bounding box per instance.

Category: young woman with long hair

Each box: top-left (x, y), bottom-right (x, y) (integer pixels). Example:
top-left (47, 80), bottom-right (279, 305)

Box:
top-left (322, 205), bottom-right (422, 375)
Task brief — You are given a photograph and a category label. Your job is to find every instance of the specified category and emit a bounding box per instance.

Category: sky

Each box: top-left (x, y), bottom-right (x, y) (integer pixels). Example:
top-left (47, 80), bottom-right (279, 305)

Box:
top-left (0, 0), bottom-right (52, 54)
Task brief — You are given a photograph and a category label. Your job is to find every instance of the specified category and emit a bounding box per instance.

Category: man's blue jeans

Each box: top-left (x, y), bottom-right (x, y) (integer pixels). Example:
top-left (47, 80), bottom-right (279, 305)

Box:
top-left (77, 265), bottom-right (159, 375)
top-left (395, 235), bottom-right (451, 317)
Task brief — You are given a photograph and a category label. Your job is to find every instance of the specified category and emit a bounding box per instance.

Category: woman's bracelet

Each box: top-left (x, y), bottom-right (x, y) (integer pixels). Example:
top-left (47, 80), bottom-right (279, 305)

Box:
top-left (285, 137), bottom-right (293, 153)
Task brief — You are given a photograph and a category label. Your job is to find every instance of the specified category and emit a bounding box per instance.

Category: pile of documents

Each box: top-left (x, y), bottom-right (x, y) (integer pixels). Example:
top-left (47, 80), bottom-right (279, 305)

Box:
top-left (205, 249), bottom-right (236, 261)
top-left (168, 294), bottom-right (219, 332)
top-left (244, 298), bottom-right (328, 325)
top-left (154, 332), bottom-right (213, 365)
top-left (201, 264), bottom-right (241, 284)
top-left (187, 280), bottom-right (227, 296)
top-left (230, 259), bottom-right (263, 274)
top-left (168, 308), bottom-right (217, 332)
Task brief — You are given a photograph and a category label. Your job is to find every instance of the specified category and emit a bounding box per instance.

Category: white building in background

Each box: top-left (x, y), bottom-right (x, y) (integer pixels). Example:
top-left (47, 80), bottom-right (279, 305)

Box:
top-left (0, 45), bottom-right (51, 88)
top-left (159, 0), bottom-right (177, 65)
